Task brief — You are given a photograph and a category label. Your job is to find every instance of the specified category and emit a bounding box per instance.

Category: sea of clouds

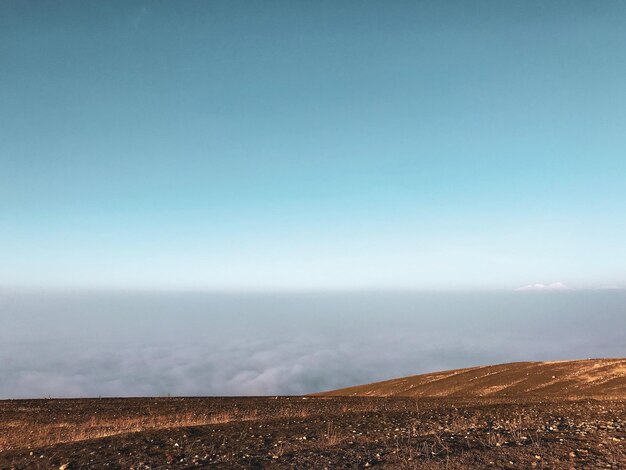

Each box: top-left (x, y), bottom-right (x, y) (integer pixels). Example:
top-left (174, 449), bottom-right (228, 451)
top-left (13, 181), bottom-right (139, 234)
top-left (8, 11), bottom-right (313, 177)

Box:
top-left (1, 290), bottom-right (625, 398)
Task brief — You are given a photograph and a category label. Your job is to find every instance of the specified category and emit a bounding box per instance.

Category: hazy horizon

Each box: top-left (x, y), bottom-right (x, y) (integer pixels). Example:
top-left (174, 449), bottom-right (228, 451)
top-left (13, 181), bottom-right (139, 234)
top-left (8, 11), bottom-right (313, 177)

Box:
top-left (1, 289), bottom-right (625, 398)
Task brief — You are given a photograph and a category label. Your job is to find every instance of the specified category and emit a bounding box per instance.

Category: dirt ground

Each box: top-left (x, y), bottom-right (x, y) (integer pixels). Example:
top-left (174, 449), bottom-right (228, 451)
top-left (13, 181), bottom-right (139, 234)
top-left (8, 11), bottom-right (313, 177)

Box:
top-left (1, 396), bottom-right (625, 469)
top-left (320, 359), bottom-right (626, 399)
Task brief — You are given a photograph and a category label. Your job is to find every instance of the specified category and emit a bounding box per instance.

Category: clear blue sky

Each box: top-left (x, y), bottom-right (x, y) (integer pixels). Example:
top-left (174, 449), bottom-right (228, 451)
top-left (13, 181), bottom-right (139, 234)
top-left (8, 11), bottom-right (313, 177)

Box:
top-left (2, 1), bottom-right (626, 290)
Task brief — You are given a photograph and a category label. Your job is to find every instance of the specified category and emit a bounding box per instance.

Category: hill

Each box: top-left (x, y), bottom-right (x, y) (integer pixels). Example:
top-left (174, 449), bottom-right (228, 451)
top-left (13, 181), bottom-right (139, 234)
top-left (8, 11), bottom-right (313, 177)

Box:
top-left (2, 360), bottom-right (626, 468)
top-left (318, 358), bottom-right (626, 398)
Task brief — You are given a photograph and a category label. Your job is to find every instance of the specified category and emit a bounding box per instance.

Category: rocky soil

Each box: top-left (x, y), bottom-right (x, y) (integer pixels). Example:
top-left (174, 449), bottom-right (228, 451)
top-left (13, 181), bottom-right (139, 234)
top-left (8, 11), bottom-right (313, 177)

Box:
top-left (1, 396), bottom-right (625, 469)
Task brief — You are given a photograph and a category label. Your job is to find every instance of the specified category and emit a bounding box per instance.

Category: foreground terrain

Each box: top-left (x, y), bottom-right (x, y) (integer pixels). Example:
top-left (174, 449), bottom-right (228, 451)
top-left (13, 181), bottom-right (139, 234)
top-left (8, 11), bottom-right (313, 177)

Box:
top-left (1, 359), bottom-right (625, 469)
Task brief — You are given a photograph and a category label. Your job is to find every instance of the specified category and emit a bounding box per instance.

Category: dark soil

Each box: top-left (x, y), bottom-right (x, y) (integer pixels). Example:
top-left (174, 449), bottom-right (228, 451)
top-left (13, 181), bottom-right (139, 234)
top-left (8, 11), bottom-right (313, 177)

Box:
top-left (1, 396), bottom-right (625, 469)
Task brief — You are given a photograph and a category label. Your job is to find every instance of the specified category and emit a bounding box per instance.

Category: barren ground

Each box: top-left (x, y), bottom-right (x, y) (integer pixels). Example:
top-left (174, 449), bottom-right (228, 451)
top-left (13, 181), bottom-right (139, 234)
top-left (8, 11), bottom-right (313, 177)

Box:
top-left (320, 359), bottom-right (626, 399)
top-left (1, 359), bottom-right (625, 469)
top-left (1, 396), bottom-right (625, 469)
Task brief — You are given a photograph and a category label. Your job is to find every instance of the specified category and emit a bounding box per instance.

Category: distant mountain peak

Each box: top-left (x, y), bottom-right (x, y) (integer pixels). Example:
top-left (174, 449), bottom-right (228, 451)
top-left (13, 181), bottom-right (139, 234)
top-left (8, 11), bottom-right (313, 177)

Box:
top-left (515, 282), bottom-right (571, 291)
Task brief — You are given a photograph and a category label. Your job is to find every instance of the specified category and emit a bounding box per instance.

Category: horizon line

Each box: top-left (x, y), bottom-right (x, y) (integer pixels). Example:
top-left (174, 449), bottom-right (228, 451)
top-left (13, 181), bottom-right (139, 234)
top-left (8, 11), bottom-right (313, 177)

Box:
top-left (2, 285), bottom-right (625, 295)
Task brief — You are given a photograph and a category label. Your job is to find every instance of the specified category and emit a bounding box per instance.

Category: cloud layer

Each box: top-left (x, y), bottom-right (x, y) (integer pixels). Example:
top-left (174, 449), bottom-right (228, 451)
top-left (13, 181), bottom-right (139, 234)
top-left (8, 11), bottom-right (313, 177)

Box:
top-left (2, 291), bottom-right (625, 398)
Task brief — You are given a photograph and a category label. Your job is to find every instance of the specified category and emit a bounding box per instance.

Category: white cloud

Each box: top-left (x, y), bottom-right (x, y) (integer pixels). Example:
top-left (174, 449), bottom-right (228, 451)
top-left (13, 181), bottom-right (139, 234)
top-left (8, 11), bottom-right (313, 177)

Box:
top-left (515, 282), bottom-right (571, 291)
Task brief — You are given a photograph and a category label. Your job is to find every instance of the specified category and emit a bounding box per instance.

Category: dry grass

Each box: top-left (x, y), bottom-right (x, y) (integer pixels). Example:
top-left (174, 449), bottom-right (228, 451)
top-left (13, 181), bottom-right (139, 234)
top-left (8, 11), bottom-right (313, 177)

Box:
top-left (0, 400), bottom-right (385, 453)
top-left (323, 421), bottom-right (342, 446)
top-left (0, 409), bottom-right (261, 452)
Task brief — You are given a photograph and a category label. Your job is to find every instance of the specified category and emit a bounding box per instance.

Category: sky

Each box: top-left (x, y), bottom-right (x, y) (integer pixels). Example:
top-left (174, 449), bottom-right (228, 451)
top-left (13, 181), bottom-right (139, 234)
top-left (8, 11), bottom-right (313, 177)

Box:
top-left (2, 1), bottom-right (626, 291)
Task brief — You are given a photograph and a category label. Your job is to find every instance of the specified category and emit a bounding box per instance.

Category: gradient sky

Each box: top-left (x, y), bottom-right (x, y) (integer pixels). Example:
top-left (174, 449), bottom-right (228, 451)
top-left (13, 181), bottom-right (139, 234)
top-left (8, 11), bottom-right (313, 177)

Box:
top-left (2, 1), bottom-right (626, 290)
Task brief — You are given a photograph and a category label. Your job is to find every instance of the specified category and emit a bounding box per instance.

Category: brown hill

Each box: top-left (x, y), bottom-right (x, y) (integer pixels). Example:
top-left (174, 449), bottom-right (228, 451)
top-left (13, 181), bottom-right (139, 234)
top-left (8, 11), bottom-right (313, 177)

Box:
top-left (318, 358), bottom-right (626, 399)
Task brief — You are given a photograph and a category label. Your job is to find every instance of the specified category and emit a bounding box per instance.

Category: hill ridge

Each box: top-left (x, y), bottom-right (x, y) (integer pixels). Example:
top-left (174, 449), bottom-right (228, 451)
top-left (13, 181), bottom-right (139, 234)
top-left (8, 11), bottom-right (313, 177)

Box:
top-left (317, 358), bottom-right (626, 399)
